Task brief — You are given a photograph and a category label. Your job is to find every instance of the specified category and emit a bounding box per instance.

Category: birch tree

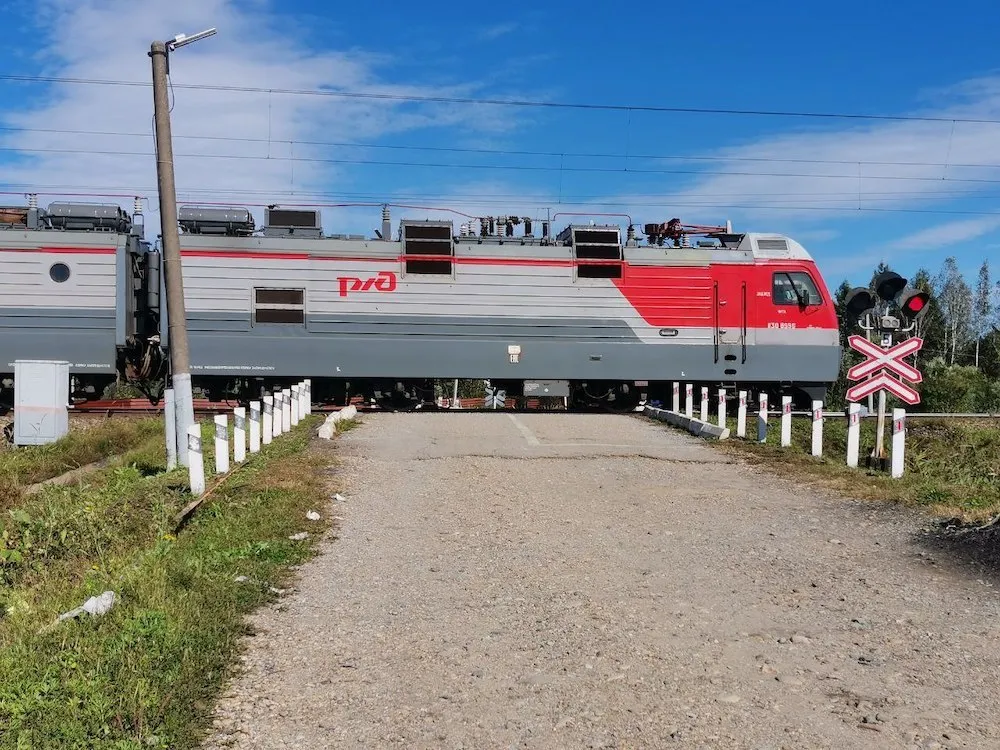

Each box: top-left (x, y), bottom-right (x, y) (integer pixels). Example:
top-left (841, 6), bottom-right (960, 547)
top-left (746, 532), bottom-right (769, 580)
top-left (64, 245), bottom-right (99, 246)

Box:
top-left (972, 260), bottom-right (993, 368)
top-left (934, 257), bottom-right (973, 365)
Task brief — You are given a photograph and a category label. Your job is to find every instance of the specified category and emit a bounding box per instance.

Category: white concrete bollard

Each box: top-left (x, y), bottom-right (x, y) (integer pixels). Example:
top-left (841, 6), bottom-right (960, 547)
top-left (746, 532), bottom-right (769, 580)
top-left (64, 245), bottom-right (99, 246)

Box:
top-left (291, 385), bottom-right (300, 426)
top-left (304, 379), bottom-right (312, 415)
top-left (281, 388), bottom-right (292, 433)
top-left (685, 384), bottom-right (693, 418)
top-left (234, 407), bottom-right (246, 463)
top-left (757, 393), bottom-right (768, 443)
top-left (164, 387), bottom-right (177, 470)
top-left (780, 396), bottom-right (792, 447)
top-left (891, 408), bottom-right (906, 478)
top-left (214, 414), bottom-right (229, 475)
top-left (187, 423), bottom-right (205, 496)
top-left (672, 382), bottom-right (680, 413)
top-left (737, 390), bottom-right (747, 438)
top-left (297, 382), bottom-right (306, 419)
top-left (249, 400), bottom-right (261, 453)
top-left (846, 402), bottom-right (861, 468)
top-left (717, 388), bottom-right (726, 428)
top-left (262, 396), bottom-right (273, 445)
top-left (700, 387), bottom-right (709, 422)
top-left (811, 400), bottom-right (823, 458)
top-left (272, 391), bottom-right (283, 437)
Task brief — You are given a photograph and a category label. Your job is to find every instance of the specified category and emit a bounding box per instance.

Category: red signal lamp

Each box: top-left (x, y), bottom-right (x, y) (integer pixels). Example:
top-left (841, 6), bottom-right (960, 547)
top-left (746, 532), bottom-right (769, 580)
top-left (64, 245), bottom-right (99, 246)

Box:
top-left (897, 287), bottom-right (930, 321)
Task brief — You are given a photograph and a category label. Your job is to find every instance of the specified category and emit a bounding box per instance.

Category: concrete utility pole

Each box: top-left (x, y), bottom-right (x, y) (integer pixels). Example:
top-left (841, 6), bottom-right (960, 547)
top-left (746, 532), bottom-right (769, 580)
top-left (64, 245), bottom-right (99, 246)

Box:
top-left (149, 28), bottom-right (215, 467)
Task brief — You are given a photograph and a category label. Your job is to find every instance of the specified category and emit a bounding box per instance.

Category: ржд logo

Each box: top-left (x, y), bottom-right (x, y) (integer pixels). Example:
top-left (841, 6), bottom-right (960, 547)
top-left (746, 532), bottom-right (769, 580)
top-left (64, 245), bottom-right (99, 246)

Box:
top-left (337, 271), bottom-right (397, 298)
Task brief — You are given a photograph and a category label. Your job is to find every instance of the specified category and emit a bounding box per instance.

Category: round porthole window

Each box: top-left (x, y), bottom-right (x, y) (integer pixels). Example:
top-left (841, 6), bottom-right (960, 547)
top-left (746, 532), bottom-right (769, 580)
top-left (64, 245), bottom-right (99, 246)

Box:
top-left (49, 262), bottom-right (70, 282)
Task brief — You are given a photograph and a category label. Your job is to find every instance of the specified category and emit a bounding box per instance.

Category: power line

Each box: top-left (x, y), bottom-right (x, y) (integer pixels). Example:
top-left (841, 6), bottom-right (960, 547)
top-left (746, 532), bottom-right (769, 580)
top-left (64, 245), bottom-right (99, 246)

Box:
top-left (2, 73), bottom-right (1000, 125)
top-left (2, 124), bottom-right (1000, 171)
top-left (6, 145), bottom-right (1000, 186)
top-left (7, 183), bottom-right (999, 204)
top-left (3, 182), bottom-right (1000, 219)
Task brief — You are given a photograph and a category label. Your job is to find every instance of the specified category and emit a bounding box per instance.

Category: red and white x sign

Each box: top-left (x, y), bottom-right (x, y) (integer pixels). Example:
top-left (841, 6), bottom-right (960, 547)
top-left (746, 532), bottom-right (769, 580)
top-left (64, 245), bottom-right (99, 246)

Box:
top-left (846, 373), bottom-right (921, 405)
top-left (846, 335), bottom-right (923, 383)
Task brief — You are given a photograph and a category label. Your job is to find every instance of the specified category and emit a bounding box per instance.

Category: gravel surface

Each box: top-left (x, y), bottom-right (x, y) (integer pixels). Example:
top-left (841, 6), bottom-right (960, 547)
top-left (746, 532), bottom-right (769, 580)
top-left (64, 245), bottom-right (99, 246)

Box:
top-left (202, 412), bottom-right (1000, 749)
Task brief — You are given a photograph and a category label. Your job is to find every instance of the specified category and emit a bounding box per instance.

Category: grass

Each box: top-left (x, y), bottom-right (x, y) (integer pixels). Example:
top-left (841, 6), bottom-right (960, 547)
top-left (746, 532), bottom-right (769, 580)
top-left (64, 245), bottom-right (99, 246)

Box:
top-left (0, 417), bottom-right (163, 510)
top-left (707, 412), bottom-right (1000, 522)
top-left (0, 412), bottom-right (350, 749)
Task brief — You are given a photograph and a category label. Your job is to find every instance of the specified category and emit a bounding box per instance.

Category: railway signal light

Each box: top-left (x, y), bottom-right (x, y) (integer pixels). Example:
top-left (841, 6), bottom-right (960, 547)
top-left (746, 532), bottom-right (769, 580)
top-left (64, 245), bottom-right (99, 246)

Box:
top-left (896, 287), bottom-right (930, 323)
top-left (842, 287), bottom-right (877, 319)
top-left (873, 270), bottom-right (907, 302)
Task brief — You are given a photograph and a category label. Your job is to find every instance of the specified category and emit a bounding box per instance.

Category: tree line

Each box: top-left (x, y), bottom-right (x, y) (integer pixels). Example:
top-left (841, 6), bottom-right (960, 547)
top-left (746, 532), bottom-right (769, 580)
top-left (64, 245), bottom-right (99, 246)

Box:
top-left (830, 256), bottom-right (1000, 413)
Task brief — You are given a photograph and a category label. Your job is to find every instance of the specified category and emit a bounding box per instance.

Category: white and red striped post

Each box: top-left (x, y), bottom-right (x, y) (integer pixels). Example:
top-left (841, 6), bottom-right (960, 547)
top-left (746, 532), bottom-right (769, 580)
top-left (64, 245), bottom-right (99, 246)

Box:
top-left (271, 390), bottom-right (282, 438)
top-left (290, 385), bottom-right (300, 426)
top-left (249, 400), bottom-right (261, 453)
top-left (233, 406), bottom-right (246, 463)
top-left (717, 388), bottom-right (726, 428)
top-left (846, 402), bottom-right (861, 468)
top-left (214, 414), bottom-right (229, 475)
top-left (757, 393), bottom-right (768, 443)
top-left (187, 423), bottom-right (205, 496)
top-left (700, 386), bottom-right (709, 422)
top-left (891, 408), bottom-right (906, 478)
top-left (281, 388), bottom-right (292, 433)
top-left (273, 390), bottom-right (284, 437)
top-left (672, 382), bottom-right (680, 413)
top-left (737, 390), bottom-right (747, 438)
top-left (685, 384), bottom-right (693, 418)
top-left (780, 395), bottom-right (792, 447)
top-left (262, 395), bottom-right (273, 445)
top-left (811, 400), bottom-right (823, 457)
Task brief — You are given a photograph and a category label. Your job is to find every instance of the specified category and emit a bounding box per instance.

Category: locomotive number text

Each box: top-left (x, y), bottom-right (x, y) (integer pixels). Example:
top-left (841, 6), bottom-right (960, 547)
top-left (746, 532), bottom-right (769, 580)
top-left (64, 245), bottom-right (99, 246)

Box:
top-left (767, 322), bottom-right (797, 329)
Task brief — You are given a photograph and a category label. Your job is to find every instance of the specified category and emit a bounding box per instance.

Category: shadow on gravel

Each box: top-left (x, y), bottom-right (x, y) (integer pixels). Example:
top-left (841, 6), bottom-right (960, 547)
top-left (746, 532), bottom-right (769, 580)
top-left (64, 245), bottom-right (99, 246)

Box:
top-left (913, 517), bottom-right (1000, 585)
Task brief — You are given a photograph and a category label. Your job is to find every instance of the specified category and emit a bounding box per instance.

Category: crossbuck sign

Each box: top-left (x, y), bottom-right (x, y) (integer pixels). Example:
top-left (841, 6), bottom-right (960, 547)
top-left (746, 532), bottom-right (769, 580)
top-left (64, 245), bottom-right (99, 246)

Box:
top-left (845, 335), bottom-right (923, 405)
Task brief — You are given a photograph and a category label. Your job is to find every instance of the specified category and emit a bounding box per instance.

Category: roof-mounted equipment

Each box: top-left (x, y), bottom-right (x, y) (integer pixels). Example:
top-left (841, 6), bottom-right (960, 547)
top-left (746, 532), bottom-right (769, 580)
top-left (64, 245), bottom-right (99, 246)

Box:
top-left (178, 205), bottom-right (255, 236)
top-left (263, 207), bottom-right (323, 239)
top-left (46, 202), bottom-right (131, 232)
top-left (643, 219), bottom-right (730, 248)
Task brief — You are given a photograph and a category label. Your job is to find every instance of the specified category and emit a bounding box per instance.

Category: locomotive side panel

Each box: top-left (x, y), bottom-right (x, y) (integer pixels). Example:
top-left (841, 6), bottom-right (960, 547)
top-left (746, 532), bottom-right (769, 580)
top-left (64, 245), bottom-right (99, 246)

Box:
top-left (174, 237), bottom-right (838, 388)
top-left (0, 239), bottom-right (121, 374)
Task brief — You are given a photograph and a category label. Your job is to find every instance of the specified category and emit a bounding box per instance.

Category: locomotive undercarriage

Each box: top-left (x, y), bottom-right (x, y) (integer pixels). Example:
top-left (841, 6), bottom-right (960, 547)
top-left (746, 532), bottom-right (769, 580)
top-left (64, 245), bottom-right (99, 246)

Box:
top-left (85, 369), bottom-right (829, 412)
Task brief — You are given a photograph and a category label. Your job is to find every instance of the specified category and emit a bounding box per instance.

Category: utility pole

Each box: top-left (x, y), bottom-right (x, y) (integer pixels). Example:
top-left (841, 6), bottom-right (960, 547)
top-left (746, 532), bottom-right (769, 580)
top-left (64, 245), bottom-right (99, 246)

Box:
top-left (149, 28), bottom-right (216, 467)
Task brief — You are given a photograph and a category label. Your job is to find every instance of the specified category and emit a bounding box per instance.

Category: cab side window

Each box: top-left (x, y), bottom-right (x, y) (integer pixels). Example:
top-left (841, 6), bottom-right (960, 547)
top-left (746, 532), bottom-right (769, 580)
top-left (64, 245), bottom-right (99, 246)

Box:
top-left (772, 272), bottom-right (822, 306)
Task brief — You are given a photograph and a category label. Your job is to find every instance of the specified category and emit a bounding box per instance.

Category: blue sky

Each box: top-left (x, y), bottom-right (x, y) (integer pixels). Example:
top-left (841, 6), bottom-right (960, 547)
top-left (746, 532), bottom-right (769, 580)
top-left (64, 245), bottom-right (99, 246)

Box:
top-left (2, 0), bottom-right (1000, 291)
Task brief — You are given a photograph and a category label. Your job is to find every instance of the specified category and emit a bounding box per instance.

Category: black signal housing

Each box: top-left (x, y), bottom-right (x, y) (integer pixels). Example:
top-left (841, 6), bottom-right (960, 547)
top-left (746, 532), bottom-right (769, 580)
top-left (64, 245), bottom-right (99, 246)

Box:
top-left (873, 270), bottom-right (907, 302)
top-left (842, 287), bottom-right (877, 319)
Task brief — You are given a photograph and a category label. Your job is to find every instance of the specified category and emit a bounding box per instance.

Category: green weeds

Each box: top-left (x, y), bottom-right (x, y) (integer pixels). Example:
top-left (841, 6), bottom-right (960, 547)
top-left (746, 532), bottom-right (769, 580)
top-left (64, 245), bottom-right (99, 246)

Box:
top-left (0, 413), bottom-right (339, 749)
top-left (713, 415), bottom-right (1000, 520)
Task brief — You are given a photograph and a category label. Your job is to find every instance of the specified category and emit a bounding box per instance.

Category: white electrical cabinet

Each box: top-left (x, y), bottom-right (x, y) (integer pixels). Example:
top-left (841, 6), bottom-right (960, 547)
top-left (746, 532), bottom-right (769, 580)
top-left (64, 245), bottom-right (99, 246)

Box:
top-left (14, 360), bottom-right (70, 446)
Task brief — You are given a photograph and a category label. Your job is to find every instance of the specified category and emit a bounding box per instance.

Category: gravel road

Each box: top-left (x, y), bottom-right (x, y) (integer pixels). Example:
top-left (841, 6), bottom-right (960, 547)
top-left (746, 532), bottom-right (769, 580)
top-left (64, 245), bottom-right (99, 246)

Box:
top-left (203, 412), bottom-right (1000, 749)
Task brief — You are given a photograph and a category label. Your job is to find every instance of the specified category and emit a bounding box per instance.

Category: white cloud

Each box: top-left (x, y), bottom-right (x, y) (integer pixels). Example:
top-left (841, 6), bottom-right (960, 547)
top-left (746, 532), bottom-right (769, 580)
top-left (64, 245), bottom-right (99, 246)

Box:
top-left (479, 22), bottom-right (518, 40)
top-left (659, 79), bottom-right (1000, 224)
top-left (886, 215), bottom-right (1000, 251)
top-left (0, 0), bottom-right (519, 233)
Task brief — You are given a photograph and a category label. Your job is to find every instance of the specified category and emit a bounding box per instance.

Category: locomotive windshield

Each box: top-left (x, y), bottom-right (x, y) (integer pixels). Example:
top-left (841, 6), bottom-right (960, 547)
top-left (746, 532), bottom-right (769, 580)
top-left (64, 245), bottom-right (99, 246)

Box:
top-left (772, 271), bottom-right (822, 306)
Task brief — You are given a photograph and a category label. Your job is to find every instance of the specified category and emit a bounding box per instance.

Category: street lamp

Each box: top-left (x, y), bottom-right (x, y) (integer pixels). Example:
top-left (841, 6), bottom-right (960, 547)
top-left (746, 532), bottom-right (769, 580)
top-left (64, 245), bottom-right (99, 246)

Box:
top-left (149, 28), bottom-right (216, 468)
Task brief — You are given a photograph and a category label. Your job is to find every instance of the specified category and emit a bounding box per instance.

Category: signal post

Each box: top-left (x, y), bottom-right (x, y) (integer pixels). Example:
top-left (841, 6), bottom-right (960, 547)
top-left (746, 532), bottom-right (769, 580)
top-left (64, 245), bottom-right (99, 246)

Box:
top-left (841, 271), bottom-right (929, 470)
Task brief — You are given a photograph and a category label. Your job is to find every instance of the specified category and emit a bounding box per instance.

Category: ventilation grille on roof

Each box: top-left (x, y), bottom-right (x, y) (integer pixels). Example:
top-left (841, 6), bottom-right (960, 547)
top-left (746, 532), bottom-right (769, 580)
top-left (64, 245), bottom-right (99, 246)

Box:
top-left (756, 238), bottom-right (789, 252)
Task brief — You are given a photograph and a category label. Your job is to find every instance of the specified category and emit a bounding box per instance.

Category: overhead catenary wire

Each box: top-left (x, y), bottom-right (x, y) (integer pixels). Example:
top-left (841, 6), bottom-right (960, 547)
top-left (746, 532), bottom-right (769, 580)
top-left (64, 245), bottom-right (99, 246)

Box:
top-left (4, 183), bottom-right (1000, 219)
top-left (5, 145), bottom-right (1000, 186)
top-left (2, 73), bottom-right (1000, 125)
top-left (2, 124), bottom-right (1000, 172)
